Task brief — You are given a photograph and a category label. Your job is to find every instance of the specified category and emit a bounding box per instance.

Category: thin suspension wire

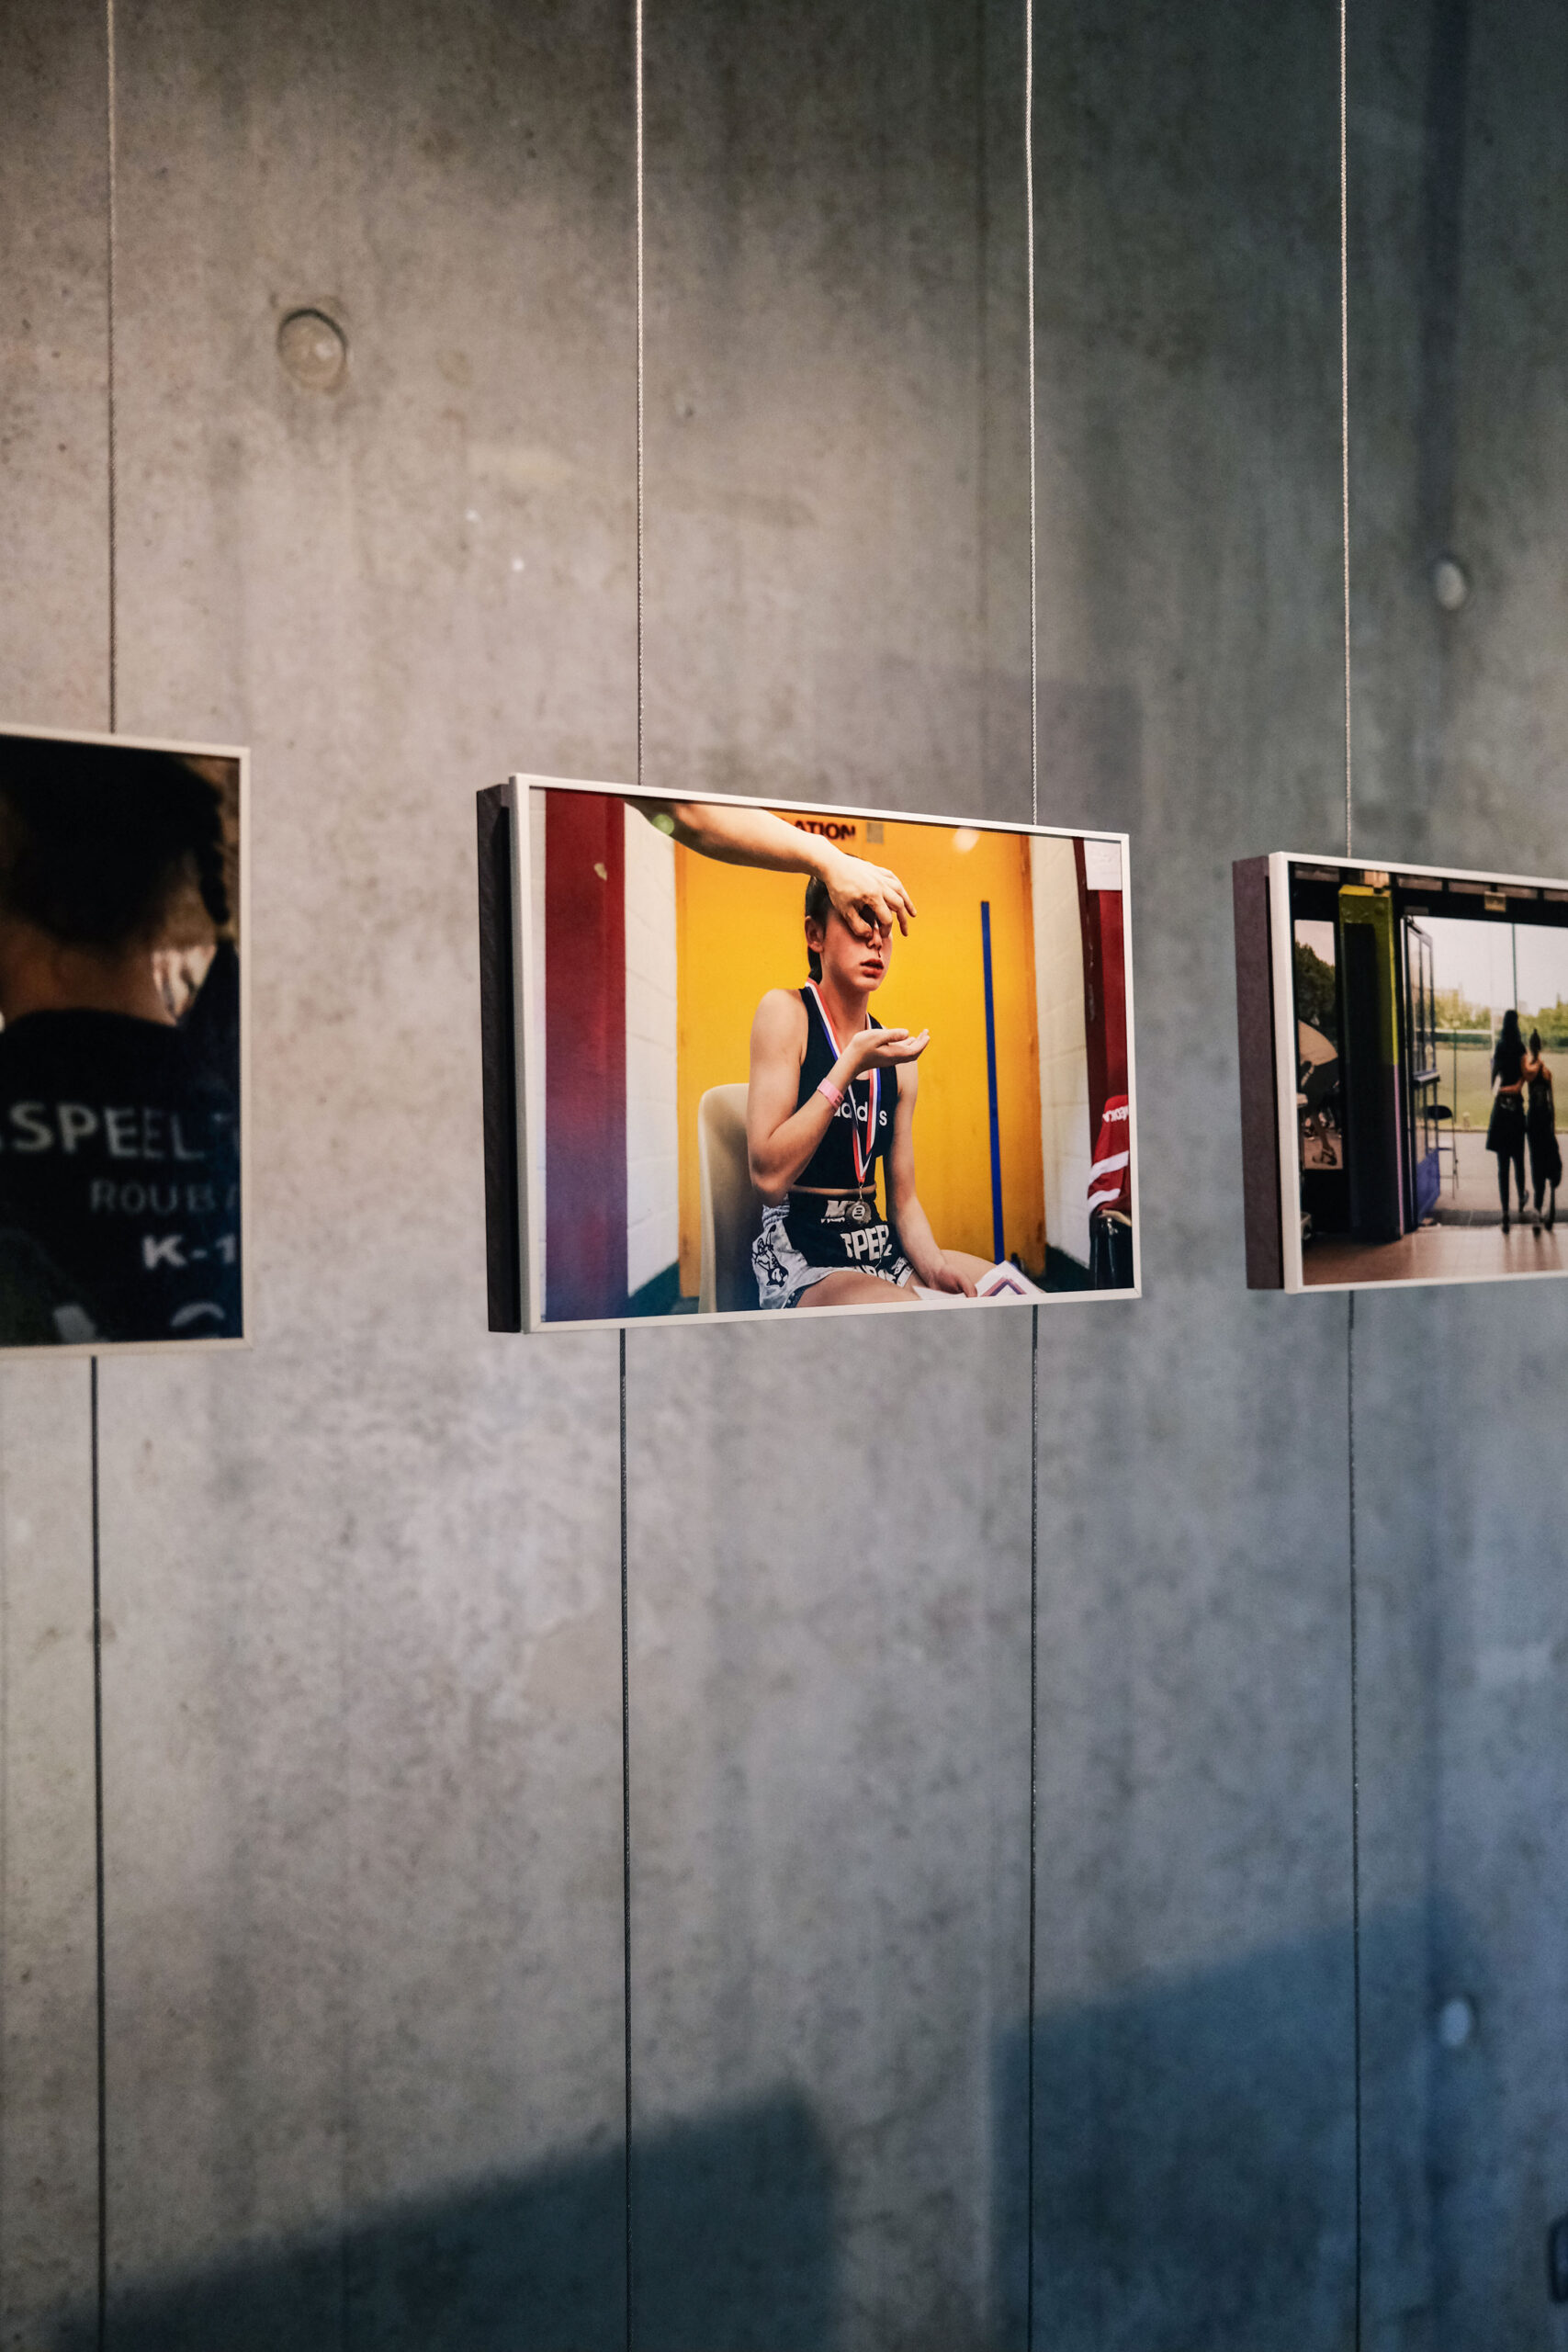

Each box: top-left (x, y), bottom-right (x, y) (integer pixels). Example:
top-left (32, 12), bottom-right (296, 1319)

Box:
top-left (91, 1361), bottom-right (107, 2350)
top-left (1025, 1302), bottom-right (1039, 2351)
top-left (1339, 7), bottom-right (1362, 2343)
top-left (96, 10), bottom-right (118, 2339)
top-left (1348, 1293), bottom-right (1362, 2352)
top-left (105, 0), bottom-right (118, 733)
top-left (619, 1328), bottom-right (632, 2352)
top-left (625, 6), bottom-right (645, 2340)
top-left (1024, 0), bottom-right (1038, 827)
top-left (1339, 0), bottom-right (1352, 859)
top-left (1024, 6), bottom-right (1042, 2345)
top-left (634, 0), bottom-right (646, 792)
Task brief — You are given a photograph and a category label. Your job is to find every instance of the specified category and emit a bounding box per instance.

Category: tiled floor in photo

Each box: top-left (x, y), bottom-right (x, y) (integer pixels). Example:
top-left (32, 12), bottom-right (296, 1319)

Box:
top-left (1306, 1219), bottom-right (1567, 1284)
top-left (1304, 1135), bottom-right (1564, 1283)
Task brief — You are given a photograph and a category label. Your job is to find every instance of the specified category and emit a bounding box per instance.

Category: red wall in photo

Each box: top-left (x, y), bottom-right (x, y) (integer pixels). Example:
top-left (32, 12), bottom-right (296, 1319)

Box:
top-left (1077, 841), bottom-right (1130, 1216)
top-left (545, 793), bottom-right (627, 1320)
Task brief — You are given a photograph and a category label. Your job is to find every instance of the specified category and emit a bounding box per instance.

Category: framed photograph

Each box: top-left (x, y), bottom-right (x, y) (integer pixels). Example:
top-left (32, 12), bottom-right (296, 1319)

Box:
top-left (0, 724), bottom-right (249, 1353)
top-left (1235, 851), bottom-right (1568, 1291)
top-left (479, 776), bottom-right (1139, 1331)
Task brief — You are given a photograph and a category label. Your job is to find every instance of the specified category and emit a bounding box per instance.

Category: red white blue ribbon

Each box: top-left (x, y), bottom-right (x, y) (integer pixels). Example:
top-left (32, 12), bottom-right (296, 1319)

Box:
top-left (805, 982), bottom-right (880, 1187)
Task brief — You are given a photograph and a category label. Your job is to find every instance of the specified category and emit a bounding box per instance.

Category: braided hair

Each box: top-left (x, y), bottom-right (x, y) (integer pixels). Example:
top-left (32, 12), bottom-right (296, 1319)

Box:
top-left (0, 735), bottom-right (229, 950)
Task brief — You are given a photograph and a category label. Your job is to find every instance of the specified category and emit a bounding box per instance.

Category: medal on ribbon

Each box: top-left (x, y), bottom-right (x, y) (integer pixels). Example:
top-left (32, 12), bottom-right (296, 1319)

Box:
top-left (807, 982), bottom-right (880, 1203)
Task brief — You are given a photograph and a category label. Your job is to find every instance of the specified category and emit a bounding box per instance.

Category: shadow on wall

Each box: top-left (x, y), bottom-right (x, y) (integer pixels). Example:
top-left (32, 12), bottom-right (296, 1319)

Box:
top-left (51, 1908), bottom-right (1494, 2350)
top-left (51, 2094), bottom-right (835, 2352)
top-left (992, 1908), bottom-right (1446, 2352)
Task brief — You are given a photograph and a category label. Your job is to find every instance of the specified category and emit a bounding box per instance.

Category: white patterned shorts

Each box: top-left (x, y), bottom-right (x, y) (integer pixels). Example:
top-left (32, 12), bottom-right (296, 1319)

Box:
top-left (751, 1201), bottom-right (913, 1310)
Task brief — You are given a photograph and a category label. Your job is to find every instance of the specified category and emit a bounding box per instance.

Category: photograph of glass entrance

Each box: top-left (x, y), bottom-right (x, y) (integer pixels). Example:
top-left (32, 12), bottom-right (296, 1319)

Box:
top-left (1257, 854), bottom-right (1568, 1289)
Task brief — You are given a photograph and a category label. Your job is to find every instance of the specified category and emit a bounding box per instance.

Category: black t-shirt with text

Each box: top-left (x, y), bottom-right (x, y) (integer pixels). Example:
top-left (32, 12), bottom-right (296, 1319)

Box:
top-left (0, 1000), bottom-right (241, 1345)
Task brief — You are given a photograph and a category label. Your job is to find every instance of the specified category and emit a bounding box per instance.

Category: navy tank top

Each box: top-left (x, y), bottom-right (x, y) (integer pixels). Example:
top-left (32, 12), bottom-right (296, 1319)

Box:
top-left (793, 983), bottom-right (897, 1190)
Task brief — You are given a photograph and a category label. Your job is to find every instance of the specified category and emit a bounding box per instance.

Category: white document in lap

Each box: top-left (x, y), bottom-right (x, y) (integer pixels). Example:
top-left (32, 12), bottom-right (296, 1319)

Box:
top-left (912, 1261), bottom-right (1050, 1306)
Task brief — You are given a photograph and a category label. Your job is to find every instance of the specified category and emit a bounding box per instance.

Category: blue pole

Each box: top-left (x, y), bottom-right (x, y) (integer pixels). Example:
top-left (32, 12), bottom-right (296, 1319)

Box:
top-left (980, 901), bottom-right (1005, 1263)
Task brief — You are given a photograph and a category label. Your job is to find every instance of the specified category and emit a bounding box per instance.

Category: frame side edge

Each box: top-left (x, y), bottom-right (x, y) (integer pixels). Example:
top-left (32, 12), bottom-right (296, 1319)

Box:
top-left (1234, 856), bottom-right (1284, 1289)
top-left (477, 786), bottom-right (524, 1331)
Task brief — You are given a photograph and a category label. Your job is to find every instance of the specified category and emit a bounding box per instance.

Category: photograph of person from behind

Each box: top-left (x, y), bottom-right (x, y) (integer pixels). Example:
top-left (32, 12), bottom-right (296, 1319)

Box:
top-left (746, 875), bottom-right (990, 1308)
top-left (0, 730), bottom-right (244, 1350)
top-left (1524, 1024), bottom-right (1561, 1228)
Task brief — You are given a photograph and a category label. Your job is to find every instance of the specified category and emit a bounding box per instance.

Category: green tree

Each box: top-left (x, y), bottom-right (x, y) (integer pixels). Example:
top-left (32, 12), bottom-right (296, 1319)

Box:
top-left (1530, 996), bottom-right (1568, 1049)
top-left (1434, 985), bottom-right (1490, 1032)
top-left (1293, 940), bottom-right (1337, 1043)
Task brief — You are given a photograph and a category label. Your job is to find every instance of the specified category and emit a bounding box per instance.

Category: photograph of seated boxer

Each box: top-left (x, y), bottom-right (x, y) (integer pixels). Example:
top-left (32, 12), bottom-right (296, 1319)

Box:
top-left (745, 875), bottom-right (992, 1309)
top-left (520, 780), bottom-right (1136, 1325)
top-left (0, 731), bottom-right (243, 1349)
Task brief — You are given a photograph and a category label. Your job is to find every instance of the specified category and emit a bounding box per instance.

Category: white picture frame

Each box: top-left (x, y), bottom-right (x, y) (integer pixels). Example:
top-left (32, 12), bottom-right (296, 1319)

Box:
top-left (1241, 847), bottom-right (1568, 1294)
top-left (0, 720), bottom-right (251, 1357)
top-left (485, 774), bottom-right (1141, 1334)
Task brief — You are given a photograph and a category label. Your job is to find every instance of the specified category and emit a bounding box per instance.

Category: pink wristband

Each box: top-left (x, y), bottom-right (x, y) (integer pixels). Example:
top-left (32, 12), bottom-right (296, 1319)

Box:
top-left (817, 1077), bottom-right (845, 1111)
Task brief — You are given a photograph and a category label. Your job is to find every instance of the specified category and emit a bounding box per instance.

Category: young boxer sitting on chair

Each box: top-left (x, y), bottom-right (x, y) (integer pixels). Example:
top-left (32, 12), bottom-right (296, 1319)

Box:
top-left (745, 876), bottom-right (990, 1309)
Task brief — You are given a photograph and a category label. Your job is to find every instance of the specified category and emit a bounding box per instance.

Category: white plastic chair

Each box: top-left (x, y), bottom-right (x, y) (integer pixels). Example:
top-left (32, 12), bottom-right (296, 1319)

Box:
top-left (697, 1083), bottom-right (763, 1314)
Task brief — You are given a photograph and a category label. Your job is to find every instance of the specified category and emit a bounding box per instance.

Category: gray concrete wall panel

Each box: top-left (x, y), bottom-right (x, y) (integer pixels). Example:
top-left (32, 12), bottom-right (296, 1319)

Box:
top-left (36, 0), bottom-right (637, 2331)
top-left (1348, 4), bottom-right (1568, 2344)
top-left (638, 0), bottom-right (1031, 811)
top-left (626, 1315), bottom-right (1033, 2347)
top-left (6, 0), bottom-right (1565, 2344)
top-left (0, 1), bottom-right (112, 732)
top-left (1022, 15), bottom-right (1363, 2334)
top-left (0, 9), bottom-right (116, 2342)
top-left (0, 1368), bottom-right (98, 2347)
top-left (0, 0), bottom-right (1366, 2337)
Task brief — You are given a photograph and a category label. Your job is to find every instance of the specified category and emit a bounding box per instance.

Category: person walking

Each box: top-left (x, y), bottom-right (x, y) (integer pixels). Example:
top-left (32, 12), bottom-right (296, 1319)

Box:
top-left (1486, 1007), bottom-right (1529, 1230)
top-left (1524, 1026), bottom-right (1561, 1230)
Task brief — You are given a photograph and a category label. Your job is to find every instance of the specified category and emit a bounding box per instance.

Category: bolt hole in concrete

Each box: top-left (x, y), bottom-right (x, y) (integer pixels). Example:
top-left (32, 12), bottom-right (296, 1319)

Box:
top-left (276, 307), bottom-right (348, 392)
top-left (1436, 1994), bottom-right (1476, 2050)
top-left (1432, 553), bottom-right (1470, 611)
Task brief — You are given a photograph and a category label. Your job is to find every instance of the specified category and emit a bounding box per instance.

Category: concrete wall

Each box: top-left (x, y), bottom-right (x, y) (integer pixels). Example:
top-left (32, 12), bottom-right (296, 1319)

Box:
top-left (1347, 6), bottom-right (1568, 2348)
top-left (0, 0), bottom-right (1563, 2346)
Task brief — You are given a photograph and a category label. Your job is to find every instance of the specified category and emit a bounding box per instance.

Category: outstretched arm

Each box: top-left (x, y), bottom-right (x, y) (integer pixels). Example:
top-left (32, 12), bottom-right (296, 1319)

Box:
top-left (636, 798), bottom-right (916, 939)
top-left (886, 1062), bottom-right (977, 1295)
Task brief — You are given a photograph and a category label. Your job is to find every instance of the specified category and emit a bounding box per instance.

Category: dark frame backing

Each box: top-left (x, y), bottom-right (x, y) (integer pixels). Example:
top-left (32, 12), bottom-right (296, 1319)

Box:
top-left (477, 784), bottom-right (523, 1331)
top-left (1233, 855), bottom-right (1284, 1289)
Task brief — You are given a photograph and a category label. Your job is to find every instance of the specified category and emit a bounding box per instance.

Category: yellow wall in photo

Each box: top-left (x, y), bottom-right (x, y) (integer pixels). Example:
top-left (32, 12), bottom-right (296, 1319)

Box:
top-left (674, 818), bottom-right (1046, 1295)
